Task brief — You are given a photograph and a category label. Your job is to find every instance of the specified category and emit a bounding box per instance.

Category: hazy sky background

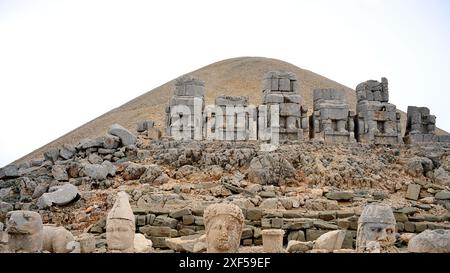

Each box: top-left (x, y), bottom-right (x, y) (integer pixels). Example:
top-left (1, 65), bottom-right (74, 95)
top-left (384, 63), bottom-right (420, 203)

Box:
top-left (1, 0), bottom-right (449, 167)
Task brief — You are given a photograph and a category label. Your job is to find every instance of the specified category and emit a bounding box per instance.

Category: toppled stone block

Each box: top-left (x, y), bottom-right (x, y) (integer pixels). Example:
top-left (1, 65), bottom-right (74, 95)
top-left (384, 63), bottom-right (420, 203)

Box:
top-left (108, 123), bottom-right (137, 146)
top-left (406, 184), bottom-right (421, 200)
top-left (286, 240), bottom-right (313, 253)
top-left (123, 162), bottom-right (147, 180)
top-left (313, 230), bottom-right (346, 251)
top-left (134, 233), bottom-right (153, 253)
top-left (0, 165), bottom-right (19, 179)
top-left (52, 165), bottom-right (68, 181)
top-left (247, 154), bottom-right (295, 185)
top-left (59, 144), bottom-right (76, 160)
top-left (37, 183), bottom-right (80, 209)
top-left (325, 191), bottom-right (353, 201)
top-left (165, 234), bottom-right (206, 253)
top-left (408, 229), bottom-right (450, 253)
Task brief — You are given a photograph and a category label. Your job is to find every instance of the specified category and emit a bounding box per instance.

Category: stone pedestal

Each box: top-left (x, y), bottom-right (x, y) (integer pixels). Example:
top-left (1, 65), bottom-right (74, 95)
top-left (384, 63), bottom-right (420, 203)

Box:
top-left (404, 106), bottom-right (438, 144)
top-left (262, 229), bottom-right (284, 253)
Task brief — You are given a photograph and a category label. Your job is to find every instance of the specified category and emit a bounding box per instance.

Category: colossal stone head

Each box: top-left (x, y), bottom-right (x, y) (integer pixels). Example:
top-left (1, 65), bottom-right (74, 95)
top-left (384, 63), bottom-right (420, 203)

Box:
top-left (204, 203), bottom-right (245, 253)
top-left (6, 210), bottom-right (43, 252)
top-left (356, 204), bottom-right (398, 253)
top-left (106, 191), bottom-right (135, 252)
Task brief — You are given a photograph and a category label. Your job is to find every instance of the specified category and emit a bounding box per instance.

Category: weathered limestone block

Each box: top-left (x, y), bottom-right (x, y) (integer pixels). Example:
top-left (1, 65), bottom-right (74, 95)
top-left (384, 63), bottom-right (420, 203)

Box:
top-left (165, 234), bottom-right (206, 253)
top-left (247, 153), bottom-right (295, 185)
top-left (356, 204), bottom-right (398, 253)
top-left (108, 123), bottom-right (137, 146)
top-left (43, 225), bottom-right (75, 253)
top-left (106, 191), bottom-right (135, 252)
top-left (78, 233), bottom-right (96, 253)
top-left (0, 165), bottom-right (19, 179)
top-left (262, 229), bottom-right (285, 253)
top-left (404, 106), bottom-right (438, 143)
top-left (204, 203), bottom-right (245, 253)
top-left (313, 230), bottom-right (346, 252)
top-left (408, 229), bottom-right (450, 253)
top-left (37, 183), bottom-right (80, 209)
top-left (134, 233), bottom-right (153, 253)
top-left (6, 210), bottom-right (43, 252)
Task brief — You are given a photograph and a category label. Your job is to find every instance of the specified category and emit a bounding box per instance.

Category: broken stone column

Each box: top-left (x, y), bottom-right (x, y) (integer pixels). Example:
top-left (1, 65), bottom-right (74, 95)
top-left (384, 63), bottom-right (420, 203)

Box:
top-left (262, 229), bottom-right (284, 253)
top-left (205, 95), bottom-right (256, 141)
top-left (166, 75), bottom-right (205, 140)
top-left (6, 210), bottom-right (43, 253)
top-left (356, 204), bottom-right (398, 253)
top-left (404, 106), bottom-right (438, 143)
top-left (259, 71), bottom-right (308, 142)
top-left (106, 191), bottom-right (135, 252)
top-left (204, 203), bottom-right (245, 253)
top-left (310, 89), bottom-right (356, 143)
top-left (355, 78), bottom-right (402, 144)
top-left (78, 233), bottom-right (96, 253)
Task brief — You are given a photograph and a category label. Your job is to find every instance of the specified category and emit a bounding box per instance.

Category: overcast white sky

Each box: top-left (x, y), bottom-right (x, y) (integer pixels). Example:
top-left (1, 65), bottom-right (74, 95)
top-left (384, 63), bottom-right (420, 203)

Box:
top-left (1, 0), bottom-right (449, 167)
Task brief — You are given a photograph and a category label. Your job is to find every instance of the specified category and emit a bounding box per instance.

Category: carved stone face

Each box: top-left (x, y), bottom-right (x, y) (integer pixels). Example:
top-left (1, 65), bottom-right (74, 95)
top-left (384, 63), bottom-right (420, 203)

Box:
top-left (356, 204), bottom-right (398, 253)
top-left (106, 218), bottom-right (135, 251)
top-left (206, 215), bottom-right (242, 253)
top-left (358, 223), bottom-right (396, 248)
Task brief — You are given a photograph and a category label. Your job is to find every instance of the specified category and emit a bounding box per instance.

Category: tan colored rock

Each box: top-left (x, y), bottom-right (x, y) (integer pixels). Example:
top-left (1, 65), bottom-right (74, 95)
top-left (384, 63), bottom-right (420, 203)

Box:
top-left (43, 225), bottom-right (75, 253)
top-left (134, 233), bottom-right (153, 253)
top-left (78, 233), bottom-right (96, 253)
top-left (356, 204), bottom-right (398, 253)
top-left (408, 229), bottom-right (450, 253)
top-left (6, 210), bottom-right (43, 253)
top-left (286, 240), bottom-right (313, 253)
top-left (204, 203), bottom-right (244, 253)
top-left (262, 229), bottom-right (285, 253)
top-left (165, 234), bottom-right (206, 253)
top-left (106, 191), bottom-right (135, 252)
top-left (313, 230), bottom-right (346, 252)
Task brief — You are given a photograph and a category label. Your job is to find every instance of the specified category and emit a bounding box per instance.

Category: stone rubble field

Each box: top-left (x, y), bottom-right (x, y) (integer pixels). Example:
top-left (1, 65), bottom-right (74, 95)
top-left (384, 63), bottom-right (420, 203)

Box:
top-left (1, 123), bottom-right (450, 253)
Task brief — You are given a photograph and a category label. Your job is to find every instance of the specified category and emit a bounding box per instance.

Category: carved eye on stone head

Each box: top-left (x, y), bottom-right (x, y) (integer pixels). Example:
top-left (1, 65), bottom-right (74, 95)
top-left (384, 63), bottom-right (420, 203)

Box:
top-left (371, 227), bottom-right (382, 233)
top-left (385, 228), bottom-right (393, 234)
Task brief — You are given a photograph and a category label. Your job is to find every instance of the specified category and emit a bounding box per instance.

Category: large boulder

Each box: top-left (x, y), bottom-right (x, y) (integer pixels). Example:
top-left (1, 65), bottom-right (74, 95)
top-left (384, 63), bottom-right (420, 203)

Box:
top-left (37, 183), bottom-right (80, 209)
top-left (82, 163), bottom-right (108, 180)
top-left (134, 233), bottom-right (153, 253)
top-left (313, 230), bottom-right (346, 251)
top-left (52, 165), bottom-right (68, 181)
top-left (408, 229), bottom-right (450, 253)
top-left (434, 167), bottom-right (450, 186)
top-left (0, 165), bottom-right (19, 179)
top-left (108, 124), bottom-right (137, 146)
top-left (123, 163), bottom-right (147, 180)
top-left (406, 157), bottom-right (434, 177)
top-left (139, 164), bottom-right (163, 184)
top-left (247, 154), bottom-right (295, 185)
top-left (165, 234), bottom-right (206, 253)
top-left (59, 144), bottom-right (76, 160)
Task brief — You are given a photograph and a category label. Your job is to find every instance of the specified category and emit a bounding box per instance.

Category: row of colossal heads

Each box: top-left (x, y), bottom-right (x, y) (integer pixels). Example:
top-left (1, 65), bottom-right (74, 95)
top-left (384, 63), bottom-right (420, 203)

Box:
top-left (3, 192), bottom-right (399, 253)
top-left (165, 72), bottom-right (448, 144)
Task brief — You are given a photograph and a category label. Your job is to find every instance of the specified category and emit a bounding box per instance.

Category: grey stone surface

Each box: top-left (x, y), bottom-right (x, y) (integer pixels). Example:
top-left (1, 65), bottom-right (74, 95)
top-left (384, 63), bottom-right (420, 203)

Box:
top-left (435, 190), bottom-right (450, 200)
top-left (139, 164), bottom-right (163, 184)
top-left (37, 183), bottom-right (80, 209)
top-left (44, 148), bottom-right (60, 163)
top-left (83, 164), bottom-right (108, 180)
top-left (108, 123), bottom-right (137, 146)
top-left (0, 165), bottom-right (19, 179)
top-left (325, 191), bottom-right (354, 201)
top-left (247, 153), bottom-right (295, 185)
top-left (59, 144), bottom-right (76, 160)
top-left (408, 229), bottom-right (450, 253)
top-left (52, 165), bottom-right (68, 181)
top-left (406, 184), bottom-right (421, 200)
top-left (6, 210), bottom-right (43, 252)
top-left (123, 162), bottom-right (147, 180)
